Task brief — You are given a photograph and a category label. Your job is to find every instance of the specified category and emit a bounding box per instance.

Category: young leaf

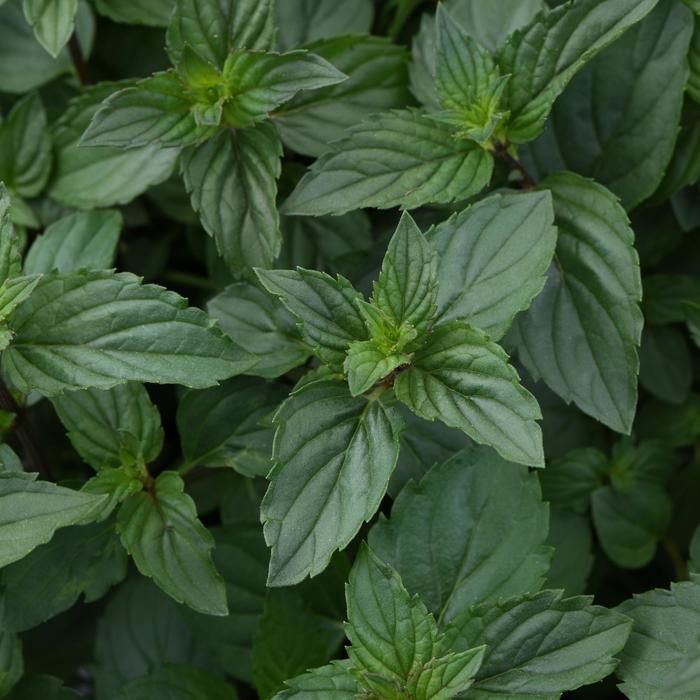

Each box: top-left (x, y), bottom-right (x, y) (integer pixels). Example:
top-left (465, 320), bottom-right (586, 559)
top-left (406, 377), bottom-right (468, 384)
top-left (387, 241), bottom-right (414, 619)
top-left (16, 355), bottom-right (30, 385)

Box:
top-left (0, 276), bottom-right (41, 340)
top-left (0, 92), bottom-right (52, 199)
top-left (221, 50), bottom-right (346, 129)
top-left (49, 84), bottom-right (179, 209)
top-left (395, 320), bottom-right (544, 467)
top-left (445, 590), bottom-right (633, 699)
top-left (344, 340), bottom-right (411, 396)
top-left (2, 269), bottom-right (254, 396)
top-left (346, 545), bottom-right (485, 698)
top-left (522, 0), bottom-right (693, 210)
top-left (591, 483), bottom-right (672, 569)
top-left (261, 380), bottom-right (402, 586)
top-left (116, 470), bottom-right (228, 616)
top-left (255, 267), bottom-right (367, 367)
top-left (166, 0), bottom-right (275, 68)
top-left (370, 447), bottom-right (551, 624)
top-left (0, 519), bottom-right (127, 632)
top-left (372, 211), bottom-right (437, 335)
top-left (81, 71), bottom-right (209, 148)
top-left (509, 172), bottom-right (643, 434)
top-left (616, 581), bottom-right (700, 699)
top-left (24, 209), bottom-right (122, 275)
top-left (181, 124), bottom-right (282, 272)
top-left (0, 476), bottom-right (107, 568)
top-left (51, 383), bottom-right (163, 471)
top-left (208, 283), bottom-right (310, 378)
top-left (498, 0), bottom-right (659, 143)
top-left (114, 665), bottom-right (236, 700)
top-left (93, 0), bottom-right (174, 26)
top-left (22, 0), bottom-right (77, 57)
top-left (428, 190), bottom-right (556, 340)
top-left (274, 36), bottom-right (410, 158)
top-left (283, 108), bottom-right (494, 215)
top-left (177, 377), bottom-right (287, 474)
top-left (273, 661), bottom-right (360, 700)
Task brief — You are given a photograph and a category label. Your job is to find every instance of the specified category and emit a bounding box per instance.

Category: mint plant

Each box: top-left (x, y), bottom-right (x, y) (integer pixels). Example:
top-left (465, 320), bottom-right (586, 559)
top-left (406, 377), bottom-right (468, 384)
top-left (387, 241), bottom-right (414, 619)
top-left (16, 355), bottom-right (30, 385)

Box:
top-left (0, 0), bottom-right (700, 698)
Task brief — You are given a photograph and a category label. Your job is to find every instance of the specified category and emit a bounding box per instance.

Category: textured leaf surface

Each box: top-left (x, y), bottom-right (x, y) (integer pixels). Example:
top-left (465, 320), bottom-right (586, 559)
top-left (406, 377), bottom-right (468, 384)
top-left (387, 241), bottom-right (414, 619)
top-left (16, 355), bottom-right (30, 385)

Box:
top-left (115, 665), bottom-right (236, 700)
top-left (284, 109), bottom-right (493, 215)
top-left (395, 321), bottom-right (544, 467)
top-left (117, 471), bottom-right (227, 615)
top-left (498, 0), bottom-right (659, 143)
top-left (510, 172), bottom-right (643, 433)
top-left (23, 0), bottom-right (77, 56)
top-left (261, 380), bottom-right (402, 585)
top-left (370, 448), bottom-right (550, 624)
top-left (428, 191), bottom-right (556, 340)
top-left (181, 124), bottom-right (282, 272)
top-left (617, 581), bottom-right (700, 699)
top-left (273, 662), bottom-right (359, 700)
top-left (2, 270), bottom-right (253, 396)
top-left (0, 476), bottom-right (106, 568)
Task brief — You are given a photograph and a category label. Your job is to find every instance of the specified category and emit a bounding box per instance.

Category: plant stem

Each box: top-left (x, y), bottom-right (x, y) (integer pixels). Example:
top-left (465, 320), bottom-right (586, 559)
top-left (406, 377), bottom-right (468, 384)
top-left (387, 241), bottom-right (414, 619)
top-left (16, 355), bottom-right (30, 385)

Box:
top-left (68, 34), bottom-right (91, 86)
top-left (662, 537), bottom-right (689, 582)
top-left (493, 143), bottom-right (536, 190)
top-left (0, 378), bottom-right (49, 479)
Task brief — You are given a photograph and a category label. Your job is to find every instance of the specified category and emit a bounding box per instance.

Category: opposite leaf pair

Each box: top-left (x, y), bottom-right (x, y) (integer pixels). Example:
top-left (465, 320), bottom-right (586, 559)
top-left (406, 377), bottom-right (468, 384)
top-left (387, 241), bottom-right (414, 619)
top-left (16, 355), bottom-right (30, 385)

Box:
top-left (257, 195), bottom-right (555, 585)
top-left (82, 0), bottom-right (347, 273)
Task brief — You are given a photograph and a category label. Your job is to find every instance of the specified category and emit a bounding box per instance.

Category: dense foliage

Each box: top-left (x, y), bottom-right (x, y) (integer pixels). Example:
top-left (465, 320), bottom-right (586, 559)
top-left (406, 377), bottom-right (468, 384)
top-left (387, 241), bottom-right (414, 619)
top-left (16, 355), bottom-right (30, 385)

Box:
top-left (0, 0), bottom-right (699, 698)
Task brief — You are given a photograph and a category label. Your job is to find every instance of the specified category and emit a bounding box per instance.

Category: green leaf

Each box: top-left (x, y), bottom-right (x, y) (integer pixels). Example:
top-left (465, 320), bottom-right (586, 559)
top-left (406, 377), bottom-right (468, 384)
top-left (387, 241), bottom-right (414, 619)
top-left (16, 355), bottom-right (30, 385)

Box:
top-left (0, 92), bottom-right (52, 199)
top-left (522, 0), bottom-right (693, 210)
top-left (24, 209), bottom-right (122, 275)
top-left (639, 325), bottom-right (692, 405)
top-left (428, 190), bottom-right (556, 340)
top-left (0, 519), bottom-right (126, 632)
top-left (22, 0), bottom-right (77, 57)
top-left (370, 447), bottom-right (550, 624)
top-left (208, 283), bottom-right (309, 379)
top-left (252, 589), bottom-right (343, 699)
top-left (275, 0), bottom-right (373, 51)
top-left (49, 84), bottom-right (179, 209)
top-left (617, 581), bottom-right (700, 699)
top-left (445, 590), bottom-right (632, 699)
top-left (261, 379), bottom-right (402, 586)
top-left (81, 70), bottom-right (209, 148)
top-left (591, 483), bottom-right (672, 568)
top-left (181, 124), bottom-right (282, 272)
top-left (643, 273), bottom-right (700, 325)
top-left (255, 267), bottom-right (366, 367)
top-left (395, 320), bottom-right (544, 467)
top-left (93, 577), bottom-right (210, 698)
top-left (372, 211), bottom-right (437, 335)
top-left (166, 0), bottom-right (275, 68)
top-left (81, 466), bottom-right (145, 522)
top-left (538, 448), bottom-right (607, 513)
top-left (691, 526), bottom-right (700, 573)
top-left (274, 36), bottom-right (409, 157)
top-left (117, 470), bottom-right (227, 615)
top-left (498, 0), bottom-right (659, 143)
top-left (0, 475), bottom-right (106, 568)
top-left (0, 600), bottom-right (22, 697)
top-left (344, 340), bottom-right (411, 397)
top-left (93, 0), bottom-right (174, 26)
top-left (346, 545), bottom-right (485, 698)
top-left (0, 275), bottom-right (41, 335)
top-left (115, 665), bottom-right (236, 700)
top-left (2, 269), bottom-right (254, 396)
top-left (51, 383), bottom-right (163, 470)
top-left (686, 300), bottom-right (700, 348)
top-left (0, 185), bottom-right (22, 285)
top-left (433, 5), bottom-right (508, 144)
top-left (509, 172), bottom-right (643, 434)
top-left (545, 509), bottom-right (594, 596)
top-left (0, 0), bottom-right (73, 93)
top-left (177, 377), bottom-right (287, 475)
top-left (4, 676), bottom-right (81, 699)
top-left (273, 662), bottom-right (360, 700)
top-left (283, 108), bottom-right (494, 215)
top-left (220, 50), bottom-right (345, 129)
